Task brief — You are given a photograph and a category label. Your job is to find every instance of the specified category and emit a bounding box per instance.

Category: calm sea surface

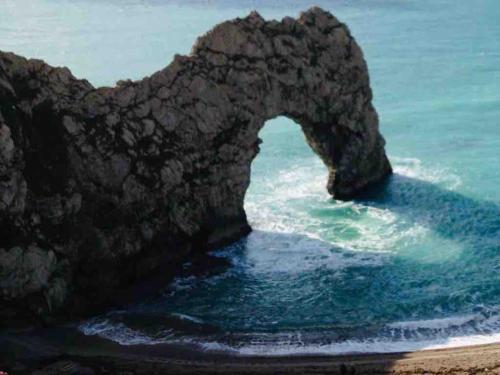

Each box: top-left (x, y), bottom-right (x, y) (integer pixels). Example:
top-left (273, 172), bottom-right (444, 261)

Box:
top-left (2, 0), bottom-right (500, 354)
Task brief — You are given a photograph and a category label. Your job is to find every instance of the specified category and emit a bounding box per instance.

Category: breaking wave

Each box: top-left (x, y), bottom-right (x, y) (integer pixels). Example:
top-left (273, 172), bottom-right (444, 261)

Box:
top-left (81, 306), bottom-right (500, 355)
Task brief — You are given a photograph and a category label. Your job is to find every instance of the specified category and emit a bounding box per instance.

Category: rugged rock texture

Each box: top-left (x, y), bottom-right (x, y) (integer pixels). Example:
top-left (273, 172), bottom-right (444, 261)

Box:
top-left (0, 8), bottom-right (391, 324)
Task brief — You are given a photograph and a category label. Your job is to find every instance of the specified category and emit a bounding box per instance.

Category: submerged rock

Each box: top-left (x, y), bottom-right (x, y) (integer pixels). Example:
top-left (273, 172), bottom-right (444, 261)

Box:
top-left (0, 7), bottom-right (391, 324)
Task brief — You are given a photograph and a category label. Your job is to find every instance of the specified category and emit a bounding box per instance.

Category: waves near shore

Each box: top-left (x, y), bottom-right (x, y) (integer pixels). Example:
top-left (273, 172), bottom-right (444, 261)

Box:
top-left (80, 152), bottom-right (500, 355)
top-left (80, 305), bottom-right (500, 355)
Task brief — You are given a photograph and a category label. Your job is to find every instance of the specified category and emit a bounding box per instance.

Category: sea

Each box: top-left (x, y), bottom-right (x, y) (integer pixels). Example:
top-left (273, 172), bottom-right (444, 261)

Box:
top-left (2, 0), bottom-right (500, 355)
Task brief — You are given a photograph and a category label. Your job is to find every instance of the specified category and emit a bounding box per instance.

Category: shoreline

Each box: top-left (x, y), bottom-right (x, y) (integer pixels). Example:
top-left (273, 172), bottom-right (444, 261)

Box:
top-left (1, 326), bottom-right (499, 374)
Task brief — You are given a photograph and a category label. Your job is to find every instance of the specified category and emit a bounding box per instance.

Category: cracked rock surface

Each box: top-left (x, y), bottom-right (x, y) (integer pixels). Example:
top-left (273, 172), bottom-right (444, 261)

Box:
top-left (0, 7), bottom-right (391, 324)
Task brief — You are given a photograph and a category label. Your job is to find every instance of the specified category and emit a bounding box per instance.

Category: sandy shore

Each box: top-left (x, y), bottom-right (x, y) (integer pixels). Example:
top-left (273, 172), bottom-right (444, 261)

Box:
top-left (1, 326), bottom-right (499, 374)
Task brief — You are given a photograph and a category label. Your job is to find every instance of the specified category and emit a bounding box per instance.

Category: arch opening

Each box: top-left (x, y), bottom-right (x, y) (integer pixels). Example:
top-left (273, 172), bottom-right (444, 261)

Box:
top-left (244, 116), bottom-right (329, 233)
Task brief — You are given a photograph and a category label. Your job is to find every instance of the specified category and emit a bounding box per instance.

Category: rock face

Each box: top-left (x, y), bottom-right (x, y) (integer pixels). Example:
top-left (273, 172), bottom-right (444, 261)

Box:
top-left (0, 8), bottom-right (391, 323)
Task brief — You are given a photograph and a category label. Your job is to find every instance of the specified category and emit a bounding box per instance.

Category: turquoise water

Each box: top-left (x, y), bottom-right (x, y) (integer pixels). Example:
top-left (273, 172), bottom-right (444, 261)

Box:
top-left (3, 0), bottom-right (500, 354)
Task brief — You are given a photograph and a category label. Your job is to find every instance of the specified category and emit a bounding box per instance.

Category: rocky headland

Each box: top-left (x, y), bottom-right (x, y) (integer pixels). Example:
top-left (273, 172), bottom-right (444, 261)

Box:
top-left (0, 8), bottom-right (391, 325)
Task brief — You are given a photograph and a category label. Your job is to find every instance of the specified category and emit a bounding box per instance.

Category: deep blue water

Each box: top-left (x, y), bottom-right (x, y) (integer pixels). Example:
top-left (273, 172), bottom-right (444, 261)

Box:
top-left (2, 0), bottom-right (500, 354)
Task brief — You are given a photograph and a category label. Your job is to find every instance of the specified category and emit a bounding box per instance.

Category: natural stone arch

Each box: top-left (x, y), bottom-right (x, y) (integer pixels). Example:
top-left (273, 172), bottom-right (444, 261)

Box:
top-left (0, 7), bottom-right (390, 321)
top-left (184, 8), bottom-right (392, 244)
top-left (193, 10), bottom-right (391, 200)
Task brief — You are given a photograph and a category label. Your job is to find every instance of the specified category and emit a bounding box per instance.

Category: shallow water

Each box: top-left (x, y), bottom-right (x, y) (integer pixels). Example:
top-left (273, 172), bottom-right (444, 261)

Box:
top-left (3, 0), bottom-right (500, 355)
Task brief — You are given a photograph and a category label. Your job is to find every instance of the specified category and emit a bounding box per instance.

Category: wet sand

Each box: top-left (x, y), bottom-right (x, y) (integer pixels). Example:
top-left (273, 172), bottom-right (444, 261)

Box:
top-left (1, 326), bottom-right (500, 374)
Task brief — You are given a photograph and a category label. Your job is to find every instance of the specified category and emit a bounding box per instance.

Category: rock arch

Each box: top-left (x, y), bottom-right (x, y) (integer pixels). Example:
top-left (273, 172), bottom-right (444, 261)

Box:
top-left (0, 7), bottom-right (391, 321)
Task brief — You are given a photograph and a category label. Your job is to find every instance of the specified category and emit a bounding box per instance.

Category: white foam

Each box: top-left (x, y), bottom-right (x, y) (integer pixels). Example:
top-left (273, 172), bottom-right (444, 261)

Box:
top-left (214, 230), bottom-right (387, 275)
top-left (232, 333), bottom-right (500, 356)
top-left (80, 308), bottom-right (500, 355)
top-left (392, 157), bottom-right (462, 189)
top-left (171, 312), bottom-right (204, 324)
top-left (387, 315), bottom-right (477, 330)
top-left (231, 309), bottom-right (500, 356)
top-left (79, 321), bottom-right (500, 355)
top-left (80, 319), bottom-right (173, 345)
top-left (244, 155), bottom-right (463, 258)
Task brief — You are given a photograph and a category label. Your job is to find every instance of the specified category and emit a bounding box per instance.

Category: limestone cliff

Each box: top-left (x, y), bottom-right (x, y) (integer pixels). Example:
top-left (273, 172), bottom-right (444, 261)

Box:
top-left (0, 8), bottom-right (391, 323)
